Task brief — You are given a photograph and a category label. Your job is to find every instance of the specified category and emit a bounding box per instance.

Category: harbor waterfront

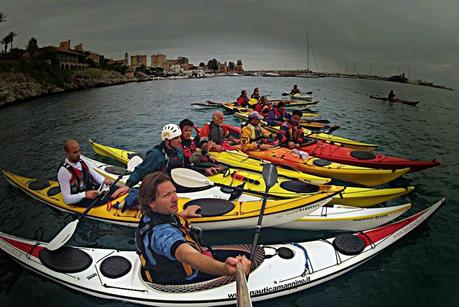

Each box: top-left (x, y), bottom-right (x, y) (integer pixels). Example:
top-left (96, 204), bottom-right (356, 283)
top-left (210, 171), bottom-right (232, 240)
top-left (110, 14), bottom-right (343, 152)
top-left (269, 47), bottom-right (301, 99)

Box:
top-left (0, 76), bottom-right (458, 306)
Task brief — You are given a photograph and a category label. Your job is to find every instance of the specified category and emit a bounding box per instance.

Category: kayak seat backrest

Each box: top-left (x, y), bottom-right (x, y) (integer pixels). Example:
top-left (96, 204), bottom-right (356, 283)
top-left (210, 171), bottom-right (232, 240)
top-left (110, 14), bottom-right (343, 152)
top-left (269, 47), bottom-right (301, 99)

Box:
top-left (39, 246), bottom-right (92, 273)
top-left (127, 153), bottom-right (144, 160)
top-left (47, 186), bottom-right (61, 196)
top-left (313, 159), bottom-right (331, 167)
top-left (280, 181), bottom-right (320, 193)
top-left (350, 151), bottom-right (376, 160)
top-left (100, 255), bottom-right (132, 279)
top-left (105, 166), bottom-right (130, 176)
top-left (28, 180), bottom-right (50, 190)
top-left (332, 234), bottom-right (365, 256)
top-left (183, 198), bottom-right (235, 217)
top-left (145, 244), bottom-right (265, 292)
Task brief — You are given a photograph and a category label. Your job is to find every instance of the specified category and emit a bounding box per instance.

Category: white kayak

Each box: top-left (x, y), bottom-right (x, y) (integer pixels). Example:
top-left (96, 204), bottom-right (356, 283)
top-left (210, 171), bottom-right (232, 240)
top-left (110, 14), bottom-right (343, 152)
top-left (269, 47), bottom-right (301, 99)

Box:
top-left (277, 203), bottom-right (411, 231)
top-left (0, 199), bottom-right (444, 306)
top-left (290, 93), bottom-right (313, 101)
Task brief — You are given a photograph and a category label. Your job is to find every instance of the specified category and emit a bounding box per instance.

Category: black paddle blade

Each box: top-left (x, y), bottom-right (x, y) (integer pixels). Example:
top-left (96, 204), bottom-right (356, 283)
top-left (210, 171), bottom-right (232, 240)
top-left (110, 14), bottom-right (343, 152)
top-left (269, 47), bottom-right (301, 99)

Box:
top-left (262, 163), bottom-right (278, 189)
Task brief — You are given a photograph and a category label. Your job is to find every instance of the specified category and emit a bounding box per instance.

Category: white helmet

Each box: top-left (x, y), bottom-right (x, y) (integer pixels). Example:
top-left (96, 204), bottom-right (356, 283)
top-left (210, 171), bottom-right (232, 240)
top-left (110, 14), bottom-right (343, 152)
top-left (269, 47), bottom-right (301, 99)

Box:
top-left (161, 124), bottom-right (181, 141)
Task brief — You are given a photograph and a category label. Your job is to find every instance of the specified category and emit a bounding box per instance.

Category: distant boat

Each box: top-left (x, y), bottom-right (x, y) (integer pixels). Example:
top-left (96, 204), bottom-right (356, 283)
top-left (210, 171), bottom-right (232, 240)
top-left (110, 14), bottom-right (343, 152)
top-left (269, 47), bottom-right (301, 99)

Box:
top-left (228, 72), bottom-right (240, 76)
top-left (263, 72), bottom-right (280, 77)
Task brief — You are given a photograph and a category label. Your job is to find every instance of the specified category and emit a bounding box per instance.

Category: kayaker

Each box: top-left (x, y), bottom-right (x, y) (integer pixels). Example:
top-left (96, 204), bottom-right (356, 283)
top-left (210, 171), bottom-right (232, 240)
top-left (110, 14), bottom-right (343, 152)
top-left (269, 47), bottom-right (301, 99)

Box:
top-left (199, 111), bottom-right (237, 152)
top-left (136, 171), bottom-right (251, 285)
top-left (267, 101), bottom-right (288, 126)
top-left (388, 90), bottom-right (396, 101)
top-left (277, 110), bottom-right (305, 149)
top-left (112, 124), bottom-right (220, 198)
top-left (179, 118), bottom-right (218, 167)
top-left (290, 84), bottom-right (301, 95)
top-left (240, 111), bottom-right (275, 152)
top-left (57, 139), bottom-right (112, 206)
top-left (254, 96), bottom-right (271, 117)
top-left (236, 90), bottom-right (249, 107)
top-left (251, 87), bottom-right (260, 100)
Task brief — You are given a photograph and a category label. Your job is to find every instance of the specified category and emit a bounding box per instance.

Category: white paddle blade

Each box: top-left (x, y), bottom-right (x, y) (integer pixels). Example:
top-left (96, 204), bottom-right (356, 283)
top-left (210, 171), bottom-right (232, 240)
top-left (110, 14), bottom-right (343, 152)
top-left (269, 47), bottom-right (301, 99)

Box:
top-left (127, 155), bottom-right (144, 171)
top-left (46, 220), bottom-right (79, 251)
top-left (171, 168), bottom-right (214, 188)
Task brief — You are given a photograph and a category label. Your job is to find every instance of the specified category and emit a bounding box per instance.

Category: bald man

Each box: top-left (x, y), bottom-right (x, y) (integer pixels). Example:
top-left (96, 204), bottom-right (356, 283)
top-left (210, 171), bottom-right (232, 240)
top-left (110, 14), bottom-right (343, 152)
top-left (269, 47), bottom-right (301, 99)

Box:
top-left (57, 139), bottom-right (111, 206)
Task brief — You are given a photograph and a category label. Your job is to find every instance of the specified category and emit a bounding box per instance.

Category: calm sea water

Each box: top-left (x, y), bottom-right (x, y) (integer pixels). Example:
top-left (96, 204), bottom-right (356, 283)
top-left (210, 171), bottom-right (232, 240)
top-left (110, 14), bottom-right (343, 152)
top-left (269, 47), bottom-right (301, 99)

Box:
top-left (0, 76), bottom-right (458, 306)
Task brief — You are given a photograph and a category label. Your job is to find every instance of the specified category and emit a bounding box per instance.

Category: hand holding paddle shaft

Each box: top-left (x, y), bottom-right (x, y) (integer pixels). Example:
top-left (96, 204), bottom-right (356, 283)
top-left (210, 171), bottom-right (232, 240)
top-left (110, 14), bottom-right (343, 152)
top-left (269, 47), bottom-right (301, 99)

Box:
top-left (46, 155), bottom-right (143, 251)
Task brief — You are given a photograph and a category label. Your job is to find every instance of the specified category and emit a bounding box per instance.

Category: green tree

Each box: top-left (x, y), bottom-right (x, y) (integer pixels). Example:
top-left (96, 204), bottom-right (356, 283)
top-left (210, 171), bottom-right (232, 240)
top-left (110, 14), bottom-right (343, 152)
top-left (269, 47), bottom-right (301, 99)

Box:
top-left (7, 31), bottom-right (17, 50)
top-left (207, 58), bottom-right (218, 71)
top-left (26, 37), bottom-right (38, 51)
top-left (0, 11), bottom-right (6, 23)
top-left (1, 34), bottom-right (10, 53)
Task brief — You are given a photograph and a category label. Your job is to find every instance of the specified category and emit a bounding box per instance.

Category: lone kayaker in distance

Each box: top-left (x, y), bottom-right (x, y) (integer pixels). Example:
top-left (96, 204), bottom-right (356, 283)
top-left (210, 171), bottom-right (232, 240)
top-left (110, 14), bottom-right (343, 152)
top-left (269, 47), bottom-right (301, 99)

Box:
top-left (388, 90), bottom-right (397, 101)
top-left (135, 171), bottom-right (251, 285)
top-left (57, 139), bottom-right (112, 206)
top-left (236, 90), bottom-right (249, 107)
top-left (240, 111), bottom-right (275, 152)
top-left (277, 110), bottom-right (305, 149)
top-left (290, 84), bottom-right (301, 95)
top-left (111, 124), bottom-right (220, 198)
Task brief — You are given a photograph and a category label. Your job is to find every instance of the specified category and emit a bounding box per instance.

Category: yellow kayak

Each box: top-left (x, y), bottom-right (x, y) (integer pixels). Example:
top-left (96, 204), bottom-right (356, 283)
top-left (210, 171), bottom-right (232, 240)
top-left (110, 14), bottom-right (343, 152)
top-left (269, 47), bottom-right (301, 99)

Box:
top-left (89, 139), bottom-right (331, 185)
top-left (84, 155), bottom-right (414, 208)
top-left (2, 169), bottom-right (342, 230)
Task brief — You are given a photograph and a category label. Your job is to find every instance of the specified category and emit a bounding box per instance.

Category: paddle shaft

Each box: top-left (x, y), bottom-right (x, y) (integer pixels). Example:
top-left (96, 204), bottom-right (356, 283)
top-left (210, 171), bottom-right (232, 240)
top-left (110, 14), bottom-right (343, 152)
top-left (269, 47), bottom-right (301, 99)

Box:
top-left (236, 263), bottom-right (252, 307)
top-left (249, 189), bottom-right (269, 263)
top-left (77, 169), bottom-right (126, 219)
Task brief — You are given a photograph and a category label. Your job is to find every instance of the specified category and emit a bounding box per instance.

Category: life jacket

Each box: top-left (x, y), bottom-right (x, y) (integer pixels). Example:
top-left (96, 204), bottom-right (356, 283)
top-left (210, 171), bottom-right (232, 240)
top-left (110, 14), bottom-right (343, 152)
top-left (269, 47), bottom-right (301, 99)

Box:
top-left (245, 123), bottom-right (264, 143)
top-left (237, 96), bottom-right (249, 107)
top-left (60, 160), bottom-right (99, 194)
top-left (154, 143), bottom-right (186, 173)
top-left (203, 122), bottom-right (225, 145)
top-left (279, 121), bottom-right (303, 144)
top-left (135, 212), bottom-right (205, 284)
top-left (291, 89), bottom-right (301, 95)
top-left (273, 107), bottom-right (286, 120)
top-left (180, 138), bottom-right (196, 161)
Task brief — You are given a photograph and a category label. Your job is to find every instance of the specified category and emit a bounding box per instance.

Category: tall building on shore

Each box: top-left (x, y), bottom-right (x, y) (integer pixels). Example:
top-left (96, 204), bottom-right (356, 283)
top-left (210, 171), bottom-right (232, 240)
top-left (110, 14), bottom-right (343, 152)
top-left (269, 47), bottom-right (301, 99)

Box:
top-left (152, 53), bottom-right (166, 68)
top-left (131, 54), bottom-right (147, 67)
top-left (236, 60), bottom-right (244, 72)
top-left (125, 52), bottom-right (129, 65)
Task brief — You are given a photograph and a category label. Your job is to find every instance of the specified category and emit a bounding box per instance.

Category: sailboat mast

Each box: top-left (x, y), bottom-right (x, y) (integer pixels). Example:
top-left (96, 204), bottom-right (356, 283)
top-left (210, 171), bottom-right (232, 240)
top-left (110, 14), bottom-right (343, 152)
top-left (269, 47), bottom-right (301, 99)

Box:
top-left (306, 32), bottom-right (310, 72)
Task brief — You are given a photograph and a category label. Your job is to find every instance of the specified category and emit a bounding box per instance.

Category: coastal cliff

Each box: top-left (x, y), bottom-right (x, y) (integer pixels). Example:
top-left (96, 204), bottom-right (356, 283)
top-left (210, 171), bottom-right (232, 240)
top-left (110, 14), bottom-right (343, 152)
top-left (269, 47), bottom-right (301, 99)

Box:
top-left (0, 68), bottom-right (149, 107)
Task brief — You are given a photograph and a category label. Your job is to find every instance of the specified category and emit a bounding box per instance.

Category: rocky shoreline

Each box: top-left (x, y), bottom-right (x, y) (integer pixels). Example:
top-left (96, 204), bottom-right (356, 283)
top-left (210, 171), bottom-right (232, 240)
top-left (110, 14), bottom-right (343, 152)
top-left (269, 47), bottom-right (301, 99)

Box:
top-left (0, 69), bottom-right (150, 107)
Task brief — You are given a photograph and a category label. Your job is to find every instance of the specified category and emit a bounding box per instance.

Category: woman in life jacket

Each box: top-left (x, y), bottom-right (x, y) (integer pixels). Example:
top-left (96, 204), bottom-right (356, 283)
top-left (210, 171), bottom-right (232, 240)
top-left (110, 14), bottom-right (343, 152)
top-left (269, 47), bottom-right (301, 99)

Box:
top-left (135, 172), bottom-right (251, 285)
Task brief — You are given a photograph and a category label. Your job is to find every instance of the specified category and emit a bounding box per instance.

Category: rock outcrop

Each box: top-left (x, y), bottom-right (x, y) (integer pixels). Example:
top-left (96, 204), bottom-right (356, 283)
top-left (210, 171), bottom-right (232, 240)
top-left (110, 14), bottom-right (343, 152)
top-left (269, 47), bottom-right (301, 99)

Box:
top-left (0, 69), bottom-right (147, 107)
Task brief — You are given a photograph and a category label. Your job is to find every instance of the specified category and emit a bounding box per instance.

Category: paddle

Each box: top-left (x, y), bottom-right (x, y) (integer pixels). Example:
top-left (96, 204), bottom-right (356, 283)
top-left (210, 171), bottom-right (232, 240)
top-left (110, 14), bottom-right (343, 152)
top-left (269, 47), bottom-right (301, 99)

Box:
top-left (248, 163), bottom-right (278, 263)
top-left (236, 262), bottom-right (253, 307)
top-left (46, 155), bottom-right (143, 251)
top-left (171, 168), bottom-right (276, 198)
top-left (281, 91), bottom-right (313, 96)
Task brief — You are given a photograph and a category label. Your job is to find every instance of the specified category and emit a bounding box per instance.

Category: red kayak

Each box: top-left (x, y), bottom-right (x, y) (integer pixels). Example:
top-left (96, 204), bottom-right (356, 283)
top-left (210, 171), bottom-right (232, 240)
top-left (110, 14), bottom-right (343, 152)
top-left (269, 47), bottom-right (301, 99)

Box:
top-left (299, 139), bottom-right (439, 172)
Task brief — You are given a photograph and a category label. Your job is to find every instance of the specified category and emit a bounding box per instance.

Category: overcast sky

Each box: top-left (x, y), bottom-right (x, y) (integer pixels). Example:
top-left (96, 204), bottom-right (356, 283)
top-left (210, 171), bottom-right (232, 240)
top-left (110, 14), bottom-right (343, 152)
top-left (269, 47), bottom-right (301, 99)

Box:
top-left (1, 0), bottom-right (458, 88)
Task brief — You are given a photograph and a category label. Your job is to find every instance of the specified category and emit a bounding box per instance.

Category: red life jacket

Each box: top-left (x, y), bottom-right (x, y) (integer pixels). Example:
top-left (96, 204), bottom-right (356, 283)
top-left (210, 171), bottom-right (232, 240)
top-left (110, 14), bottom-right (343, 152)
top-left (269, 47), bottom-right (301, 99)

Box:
top-left (61, 160), bottom-right (99, 194)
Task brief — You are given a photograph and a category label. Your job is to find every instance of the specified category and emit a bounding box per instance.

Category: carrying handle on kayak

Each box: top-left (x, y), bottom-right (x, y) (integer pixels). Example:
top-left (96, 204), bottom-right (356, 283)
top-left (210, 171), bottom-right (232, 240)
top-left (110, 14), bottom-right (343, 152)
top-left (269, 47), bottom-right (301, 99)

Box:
top-left (46, 156), bottom-right (143, 251)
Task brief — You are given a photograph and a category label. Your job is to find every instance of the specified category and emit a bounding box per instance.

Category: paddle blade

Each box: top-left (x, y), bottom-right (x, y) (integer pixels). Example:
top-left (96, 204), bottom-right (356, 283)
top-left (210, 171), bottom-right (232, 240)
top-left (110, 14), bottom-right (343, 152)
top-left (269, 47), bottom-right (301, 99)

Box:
top-left (127, 155), bottom-right (143, 171)
top-left (281, 92), bottom-right (289, 96)
top-left (171, 168), bottom-right (214, 188)
top-left (46, 220), bottom-right (79, 251)
top-left (262, 163), bottom-right (278, 189)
